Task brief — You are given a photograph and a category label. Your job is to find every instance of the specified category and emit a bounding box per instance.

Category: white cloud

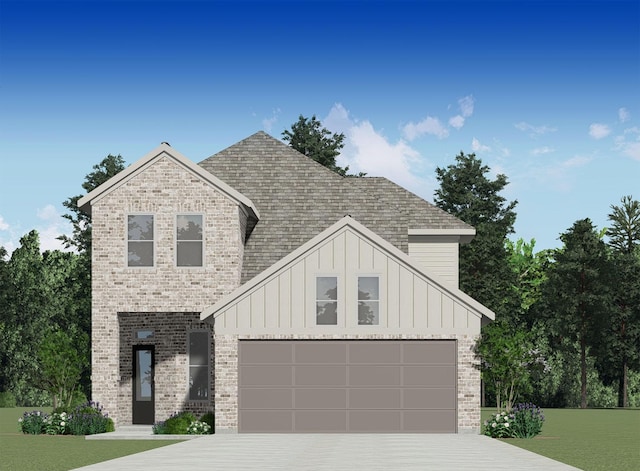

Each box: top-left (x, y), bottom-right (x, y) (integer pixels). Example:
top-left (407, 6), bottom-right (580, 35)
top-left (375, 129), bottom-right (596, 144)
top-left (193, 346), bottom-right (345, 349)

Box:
top-left (471, 137), bottom-right (490, 152)
top-left (402, 116), bottom-right (449, 141)
top-left (514, 122), bottom-right (558, 137)
top-left (324, 103), bottom-right (427, 194)
top-left (589, 123), bottom-right (611, 139)
top-left (262, 108), bottom-right (281, 132)
top-left (0, 215), bottom-right (8, 231)
top-left (458, 95), bottom-right (475, 118)
top-left (531, 146), bottom-right (555, 156)
top-left (448, 115), bottom-right (465, 129)
top-left (36, 204), bottom-right (74, 253)
top-left (614, 127), bottom-right (640, 160)
top-left (619, 107), bottom-right (631, 123)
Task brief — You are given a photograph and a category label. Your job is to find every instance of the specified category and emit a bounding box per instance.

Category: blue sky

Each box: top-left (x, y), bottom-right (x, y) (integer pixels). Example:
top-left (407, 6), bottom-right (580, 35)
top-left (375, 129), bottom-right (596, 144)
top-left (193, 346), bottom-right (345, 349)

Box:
top-left (1, 0), bottom-right (638, 254)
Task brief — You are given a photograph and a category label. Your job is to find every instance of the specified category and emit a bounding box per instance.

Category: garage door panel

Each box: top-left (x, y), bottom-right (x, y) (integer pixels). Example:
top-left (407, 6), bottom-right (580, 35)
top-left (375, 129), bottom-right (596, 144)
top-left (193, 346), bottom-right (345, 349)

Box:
top-left (295, 410), bottom-right (347, 432)
top-left (240, 365), bottom-right (292, 386)
top-left (240, 410), bottom-right (293, 432)
top-left (240, 388), bottom-right (293, 409)
top-left (294, 366), bottom-right (347, 386)
top-left (403, 388), bottom-right (456, 409)
top-left (349, 410), bottom-right (402, 432)
top-left (402, 410), bottom-right (457, 432)
top-left (294, 342), bottom-right (347, 364)
top-left (403, 342), bottom-right (456, 364)
top-left (349, 388), bottom-right (401, 409)
top-left (403, 366), bottom-right (456, 387)
top-left (349, 342), bottom-right (401, 363)
top-left (349, 366), bottom-right (401, 386)
top-left (240, 342), bottom-right (292, 364)
top-left (295, 388), bottom-right (347, 409)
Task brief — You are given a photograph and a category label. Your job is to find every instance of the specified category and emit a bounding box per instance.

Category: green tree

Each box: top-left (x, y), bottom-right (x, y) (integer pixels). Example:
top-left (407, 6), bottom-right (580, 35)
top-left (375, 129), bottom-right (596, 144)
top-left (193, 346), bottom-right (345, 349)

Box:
top-left (282, 115), bottom-right (351, 176)
top-left (601, 196), bottom-right (640, 407)
top-left (540, 219), bottom-right (612, 408)
top-left (37, 327), bottom-right (89, 409)
top-left (434, 152), bottom-right (518, 321)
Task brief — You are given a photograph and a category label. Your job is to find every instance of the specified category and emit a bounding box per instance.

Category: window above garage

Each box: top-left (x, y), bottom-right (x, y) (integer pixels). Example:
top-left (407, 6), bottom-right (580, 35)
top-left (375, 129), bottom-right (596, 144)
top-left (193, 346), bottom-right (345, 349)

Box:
top-left (358, 276), bottom-right (380, 325)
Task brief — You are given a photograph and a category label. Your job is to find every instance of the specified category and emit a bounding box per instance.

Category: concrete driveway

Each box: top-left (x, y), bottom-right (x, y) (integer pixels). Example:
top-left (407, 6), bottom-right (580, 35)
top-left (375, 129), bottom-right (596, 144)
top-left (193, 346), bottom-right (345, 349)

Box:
top-left (73, 434), bottom-right (581, 470)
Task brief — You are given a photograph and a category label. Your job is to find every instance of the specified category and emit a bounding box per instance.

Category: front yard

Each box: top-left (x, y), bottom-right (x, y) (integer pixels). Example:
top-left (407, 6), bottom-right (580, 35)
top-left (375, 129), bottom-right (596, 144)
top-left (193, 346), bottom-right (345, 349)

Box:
top-left (481, 407), bottom-right (640, 471)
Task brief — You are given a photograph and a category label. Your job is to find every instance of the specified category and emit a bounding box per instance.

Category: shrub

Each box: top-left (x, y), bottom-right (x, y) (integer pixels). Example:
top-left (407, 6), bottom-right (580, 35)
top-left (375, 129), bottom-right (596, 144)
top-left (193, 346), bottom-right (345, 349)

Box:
top-left (187, 420), bottom-right (211, 435)
top-left (510, 403), bottom-right (545, 438)
top-left (163, 411), bottom-right (196, 434)
top-left (0, 391), bottom-right (17, 408)
top-left (200, 411), bottom-right (214, 432)
top-left (483, 410), bottom-right (514, 438)
top-left (44, 411), bottom-right (69, 435)
top-left (18, 410), bottom-right (46, 434)
top-left (152, 420), bottom-right (167, 435)
top-left (67, 401), bottom-right (112, 435)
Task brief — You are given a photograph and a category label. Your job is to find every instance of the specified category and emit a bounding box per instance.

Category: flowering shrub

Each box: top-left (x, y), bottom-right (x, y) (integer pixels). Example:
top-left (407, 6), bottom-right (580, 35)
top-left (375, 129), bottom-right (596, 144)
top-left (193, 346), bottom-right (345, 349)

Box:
top-left (510, 403), bottom-right (545, 438)
top-left (152, 420), bottom-right (167, 434)
top-left (18, 410), bottom-right (46, 434)
top-left (44, 411), bottom-right (68, 435)
top-left (187, 420), bottom-right (211, 435)
top-left (67, 401), bottom-right (114, 435)
top-left (484, 403), bottom-right (545, 439)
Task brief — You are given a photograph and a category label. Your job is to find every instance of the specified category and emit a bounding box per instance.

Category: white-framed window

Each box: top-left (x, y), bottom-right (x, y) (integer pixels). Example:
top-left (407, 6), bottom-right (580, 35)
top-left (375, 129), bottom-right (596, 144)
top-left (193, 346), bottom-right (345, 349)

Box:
top-left (127, 214), bottom-right (154, 267)
top-left (176, 214), bottom-right (204, 267)
top-left (188, 330), bottom-right (210, 401)
top-left (358, 276), bottom-right (380, 325)
top-left (316, 276), bottom-right (338, 325)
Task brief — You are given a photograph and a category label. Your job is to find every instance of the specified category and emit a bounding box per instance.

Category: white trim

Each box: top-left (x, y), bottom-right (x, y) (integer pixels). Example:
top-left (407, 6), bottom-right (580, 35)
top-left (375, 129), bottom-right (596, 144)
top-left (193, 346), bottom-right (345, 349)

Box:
top-left (78, 143), bottom-right (259, 221)
top-left (201, 216), bottom-right (495, 322)
top-left (175, 213), bottom-right (205, 268)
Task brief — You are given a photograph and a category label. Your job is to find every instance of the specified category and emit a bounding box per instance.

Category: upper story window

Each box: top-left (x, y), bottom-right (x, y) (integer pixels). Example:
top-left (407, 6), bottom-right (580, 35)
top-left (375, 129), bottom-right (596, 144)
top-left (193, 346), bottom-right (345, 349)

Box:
top-left (316, 276), bottom-right (338, 325)
top-left (358, 276), bottom-right (380, 325)
top-left (128, 215), bottom-right (154, 267)
top-left (176, 214), bottom-right (203, 267)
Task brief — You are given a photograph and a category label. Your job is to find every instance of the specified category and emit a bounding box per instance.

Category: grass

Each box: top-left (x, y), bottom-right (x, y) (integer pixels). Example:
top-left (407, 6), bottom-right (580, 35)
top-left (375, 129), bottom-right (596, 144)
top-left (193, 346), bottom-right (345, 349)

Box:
top-left (481, 407), bottom-right (640, 471)
top-left (0, 408), bottom-right (181, 471)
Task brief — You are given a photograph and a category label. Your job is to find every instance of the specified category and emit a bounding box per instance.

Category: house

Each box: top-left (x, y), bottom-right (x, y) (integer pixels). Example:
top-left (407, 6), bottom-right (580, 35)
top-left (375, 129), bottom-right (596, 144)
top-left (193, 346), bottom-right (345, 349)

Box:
top-left (78, 131), bottom-right (494, 434)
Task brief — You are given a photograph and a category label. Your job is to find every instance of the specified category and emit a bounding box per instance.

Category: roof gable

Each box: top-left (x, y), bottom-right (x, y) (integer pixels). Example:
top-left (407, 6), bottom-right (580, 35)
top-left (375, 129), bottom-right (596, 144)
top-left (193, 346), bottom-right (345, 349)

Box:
top-left (77, 143), bottom-right (259, 220)
top-left (201, 215), bottom-right (495, 328)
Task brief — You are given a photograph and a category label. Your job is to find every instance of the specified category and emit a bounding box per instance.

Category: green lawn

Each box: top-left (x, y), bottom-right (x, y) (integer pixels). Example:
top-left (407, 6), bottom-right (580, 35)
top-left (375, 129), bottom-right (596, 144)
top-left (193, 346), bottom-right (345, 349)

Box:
top-left (481, 408), bottom-right (640, 471)
top-left (0, 408), bottom-right (180, 471)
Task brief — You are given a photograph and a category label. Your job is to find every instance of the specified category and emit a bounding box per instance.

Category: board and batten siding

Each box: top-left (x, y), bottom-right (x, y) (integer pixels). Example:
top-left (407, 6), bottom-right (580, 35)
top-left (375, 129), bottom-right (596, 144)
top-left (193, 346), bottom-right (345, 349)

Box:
top-left (213, 227), bottom-right (481, 335)
top-left (408, 235), bottom-right (459, 288)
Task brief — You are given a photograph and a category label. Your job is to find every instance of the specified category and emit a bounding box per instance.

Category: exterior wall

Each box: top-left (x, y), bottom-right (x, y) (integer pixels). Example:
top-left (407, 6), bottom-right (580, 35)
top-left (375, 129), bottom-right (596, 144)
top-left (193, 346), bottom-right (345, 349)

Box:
top-left (118, 312), bottom-right (212, 423)
top-left (214, 333), bottom-right (480, 433)
top-left (215, 228), bottom-right (481, 335)
top-left (408, 235), bottom-right (459, 288)
top-left (91, 154), bottom-right (244, 425)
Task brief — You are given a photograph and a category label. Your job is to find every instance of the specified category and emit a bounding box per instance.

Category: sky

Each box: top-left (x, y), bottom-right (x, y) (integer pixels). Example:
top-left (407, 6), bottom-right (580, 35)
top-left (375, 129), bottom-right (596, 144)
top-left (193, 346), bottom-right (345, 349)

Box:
top-left (1, 0), bottom-right (638, 255)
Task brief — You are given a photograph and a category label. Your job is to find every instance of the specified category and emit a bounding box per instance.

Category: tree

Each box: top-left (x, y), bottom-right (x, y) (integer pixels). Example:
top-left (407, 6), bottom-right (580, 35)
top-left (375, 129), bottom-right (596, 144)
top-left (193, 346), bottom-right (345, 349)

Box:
top-left (434, 152), bottom-right (519, 321)
top-left (37, 327), bottom-right (89, 409)
top-left (58, 154), bottom-right (126, 254)
top-left (541, 219), bottom-right (612, 408)
top-left (282, 115), bottom-right (351, 176)
top-left (602, 195), bottom-right (640, 407)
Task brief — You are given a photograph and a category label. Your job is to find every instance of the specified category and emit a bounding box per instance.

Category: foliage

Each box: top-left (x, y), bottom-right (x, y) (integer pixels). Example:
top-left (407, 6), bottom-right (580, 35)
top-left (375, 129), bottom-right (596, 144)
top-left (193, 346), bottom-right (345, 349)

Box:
top-left (539, 219), bottom-right (612, 408)
top-left (154, 411), bottom-right (197, 434)
top-left (510, 403), bottom-right (545, 438)
top-left (606, 195), bottom-right (640, 254)
top-left (434, 152), bottom-right (518, 321)
top-left (187, 420), bottom-right (212, 434)
top-left (200, 411), bottom-right (214, 430)
top-left (483, 410), bottom-right (514, 438)
top-left (66, 401), bottom-right (113, 435)
top-left (0, 390), bottom-right (16, 407)
top-left (282, 115), bottom-right (354, 176)
top-left (44, 411), bottom-right (69, 435)
top-left (18, 410), bottom-right (46, 434)
top-left (37, 327), bottom-right (89, 409)
top-left (474, 320), bottom-right (549, 410)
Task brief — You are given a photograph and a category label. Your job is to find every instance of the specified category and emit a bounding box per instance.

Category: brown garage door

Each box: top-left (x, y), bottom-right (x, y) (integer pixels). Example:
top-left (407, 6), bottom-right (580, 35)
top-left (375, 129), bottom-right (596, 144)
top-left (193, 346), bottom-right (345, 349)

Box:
top-left (238, 340), bottom-right (457, 433)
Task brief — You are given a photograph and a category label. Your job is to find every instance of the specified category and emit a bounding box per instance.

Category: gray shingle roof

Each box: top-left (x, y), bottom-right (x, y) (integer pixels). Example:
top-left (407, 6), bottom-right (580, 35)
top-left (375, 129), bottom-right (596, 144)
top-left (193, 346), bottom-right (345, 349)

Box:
top-left (199, 131), bottom-right (473, 283)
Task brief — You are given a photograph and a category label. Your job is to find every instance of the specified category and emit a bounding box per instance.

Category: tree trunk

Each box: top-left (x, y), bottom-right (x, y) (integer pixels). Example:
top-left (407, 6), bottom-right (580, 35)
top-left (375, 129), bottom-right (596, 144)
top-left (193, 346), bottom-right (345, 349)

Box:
top-left (619, 360), bottom-right (628, 408)
top-left (580, 337), bottom-right (587, 409)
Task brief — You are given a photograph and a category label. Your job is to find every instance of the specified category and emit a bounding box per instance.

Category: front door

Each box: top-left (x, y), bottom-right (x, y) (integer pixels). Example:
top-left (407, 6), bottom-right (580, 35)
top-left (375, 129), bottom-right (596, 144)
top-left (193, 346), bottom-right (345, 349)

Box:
top-left (132, 345), bottom-right (155, 424)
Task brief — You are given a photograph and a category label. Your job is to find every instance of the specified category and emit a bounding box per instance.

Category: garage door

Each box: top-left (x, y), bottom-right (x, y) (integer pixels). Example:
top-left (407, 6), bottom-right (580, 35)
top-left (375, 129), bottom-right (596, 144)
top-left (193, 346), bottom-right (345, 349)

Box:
top-left (238, 340), bottom-right (457, 433)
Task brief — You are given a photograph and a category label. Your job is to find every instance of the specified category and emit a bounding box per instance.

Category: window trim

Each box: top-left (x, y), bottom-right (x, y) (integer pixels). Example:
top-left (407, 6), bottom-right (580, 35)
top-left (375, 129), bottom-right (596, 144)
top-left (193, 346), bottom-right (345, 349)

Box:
top-left (187, 329), bottom-right (210, 402)
top-left (356, 274), bottom-right (382, 327)
top-left (315, 274), bottom-right (340, 326)
top-left (126, 213), bottom-right (155, 268)
top-left (175, 213), bottom-right (205, 268)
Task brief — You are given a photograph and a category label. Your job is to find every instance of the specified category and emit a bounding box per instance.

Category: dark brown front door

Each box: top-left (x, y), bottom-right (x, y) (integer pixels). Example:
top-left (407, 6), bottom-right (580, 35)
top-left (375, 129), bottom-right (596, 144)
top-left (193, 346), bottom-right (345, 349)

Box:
top-left (132, 345), bottom-right (155, 424)
top-left (238, 340), bottom-right (457, 433)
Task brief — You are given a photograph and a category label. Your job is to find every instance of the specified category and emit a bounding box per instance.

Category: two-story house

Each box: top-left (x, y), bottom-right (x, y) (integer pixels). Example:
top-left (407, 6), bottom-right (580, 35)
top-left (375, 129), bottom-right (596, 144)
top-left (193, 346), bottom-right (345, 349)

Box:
top-left (78, 131), bottom-right (494, 434)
